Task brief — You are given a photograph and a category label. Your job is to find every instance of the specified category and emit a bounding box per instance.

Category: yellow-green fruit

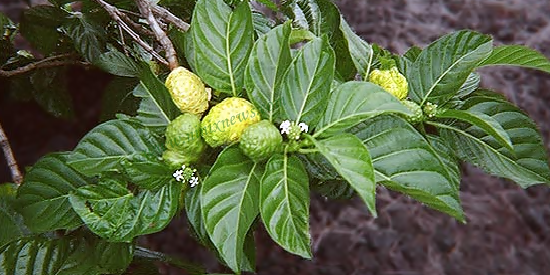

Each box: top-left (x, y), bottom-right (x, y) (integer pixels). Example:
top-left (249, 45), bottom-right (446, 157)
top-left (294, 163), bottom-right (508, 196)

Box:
top-left (368, 67), bottom-right (408, 100)
top-left (164, 113), bottom-right (206, 165)
top-left (162, 149), bottom-right (195, 169)
top-left (201, 97), bottom-right (261, 147)
top-left (165, 66), bottom-right (211, 115)
top-left (239, 120), bottom-right (283, 162)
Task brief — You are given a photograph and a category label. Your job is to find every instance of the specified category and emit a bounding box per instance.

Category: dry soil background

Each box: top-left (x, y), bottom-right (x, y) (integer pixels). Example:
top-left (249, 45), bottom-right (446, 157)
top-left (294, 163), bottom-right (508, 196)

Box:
top-left (2, 0), bottom-right (550, 275)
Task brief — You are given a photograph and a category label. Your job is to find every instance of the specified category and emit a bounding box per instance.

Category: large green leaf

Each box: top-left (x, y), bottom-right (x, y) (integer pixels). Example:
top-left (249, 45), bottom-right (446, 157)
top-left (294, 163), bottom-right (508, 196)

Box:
top-left (314, 81), bottom-right (411, 137)
top-left (407, 30), bottom-right (493, 106)
top-left (0, 184), bottom-right (28, 248)
top-left (280, 36), bottom-right (335, 126)
top-left (16, 153), bottom-right (88, 233)
top-left (100, 77), bottom-right (141, 122)
top-left (120, 153), bottom-right (173, 190)
top-left (68, 119), bottom-right (163, 177)
top-left (436, 108), bottom-right (513, 151)
top-left (184, 186), bottom-right (212, 248)
top-left (96, 50), bottom-right (142, 77)
top-left (69, 178), bottom-right (183, 242)
top-left (0, 234), bottom-right (133, 275)
top-left (455, 72), bottom-right (480, 99)
top-left (245, 21), bottom-right (292, 122)
top-left (63, 15), bottom-right (106, 63)
top-left (350, 115), bottom-right (464, 221)
top-left (433, 91), bottom-right (550, 188)
top-left (19, 6), bottom-right (68, 55)
top-left (134, 67), bottom-right (181, 134)
top-left (30, 67), bottom-right (74, 119)
top-left (310, 134), bottom-right (377, 216)
top-left (283, 0), bottom-right (354, 80)
top-left (200, 147), bottom-right (261, 273)
top-left (260, 153), bottom-right (311, 258)
top-left (478, 45), bottom-right (550, 74)
top-left (340, 19), bottom-right (374, 78)
top-left (189, 0), bottom-right (254, 96)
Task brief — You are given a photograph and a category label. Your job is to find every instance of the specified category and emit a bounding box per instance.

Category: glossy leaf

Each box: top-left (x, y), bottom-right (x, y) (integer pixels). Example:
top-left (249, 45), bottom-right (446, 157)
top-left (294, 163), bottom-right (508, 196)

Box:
top-left (455, 72), bottom-right (480, 98)
top-left (350, 115), bottom-right (464, 221)
top-left (63, 15), bottom-right (106, 63)
top-left (96, 50), bottom-right (142, 77)
top-left (16, 153), bottom-right (88, 233)
top-left (134, 67), bottom-right (180, 134)
top-left (120, 153), bottom-right (173, 190)
top-left (0, 234), bottom-right (133, 275)
top-left (69, 179), bottom-right (183, 242)
top-left (189, 0), bottom-right (254, 96)
top-left (0, 184), bottom-right (27, 248)
top-left (478, 45), bottom-right (550, 74)
top-left (280, 36), bottom-right (335, 126)
top-left (407, 30), bottom-right (493, 106)
top-left (310, 134), bottom-right (377, 216)
top-left (315, 81), bottom-right (411, 137)
top-left (260, 153), bottom-right (311, 258)
top-left (433, 91), bottom-right (550, 188)
top-left (68, 119), bottom-right (163, 177)
top-left (200, 147), bottom-right (261, 273)
top-left (340, 19), bottom-right (374, 78)
top-left (245, 22), bottom-right (292, 122)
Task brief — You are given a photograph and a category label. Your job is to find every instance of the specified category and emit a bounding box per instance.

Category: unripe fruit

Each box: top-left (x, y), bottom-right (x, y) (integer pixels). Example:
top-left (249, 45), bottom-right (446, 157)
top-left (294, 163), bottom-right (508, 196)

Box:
top-left (165, 66), bottom-right (211, 115)
top-left (163, 113), bottom-right (206, 166)
top-left (239, 120), bottom-right (283, 162)
top-left (201, 97), bottom-right (261, 147)
top-left (401, 100), bottom-right (423, 124)
top-left (368, 67), bottom-right (408, 100)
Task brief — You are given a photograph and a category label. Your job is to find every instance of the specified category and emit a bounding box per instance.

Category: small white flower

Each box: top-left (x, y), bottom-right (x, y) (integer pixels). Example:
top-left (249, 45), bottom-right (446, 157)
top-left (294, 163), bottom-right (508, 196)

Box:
top-left (298, 122), bottom-right (309, 133)
top-left (172, 169), bottom-right (184, 182)
top-left (189, 177), bottom-right (199, 188)
top-left (280, 120), bottom-right (291, 134)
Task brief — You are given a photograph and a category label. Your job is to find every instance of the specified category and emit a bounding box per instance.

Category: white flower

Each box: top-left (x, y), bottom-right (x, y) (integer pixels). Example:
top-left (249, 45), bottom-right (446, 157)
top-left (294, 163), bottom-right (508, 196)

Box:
top-left (298, 122), bottom-right (309, 133)
top-left (189, 177), bottom-right (199, 188)
top-left (280, 120), bottom-right (291, 134)
top-left (172, 169), bottom-right (184, 182)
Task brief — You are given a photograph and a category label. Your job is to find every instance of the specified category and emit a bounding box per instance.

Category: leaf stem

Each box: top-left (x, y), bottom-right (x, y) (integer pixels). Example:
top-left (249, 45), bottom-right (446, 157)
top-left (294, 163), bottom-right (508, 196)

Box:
top-left (134, 246), bottom-right (206, 274)
top-left (0, 121), bottom-right (22, 185)
top-left (0, 54), bottom-right (90, 77)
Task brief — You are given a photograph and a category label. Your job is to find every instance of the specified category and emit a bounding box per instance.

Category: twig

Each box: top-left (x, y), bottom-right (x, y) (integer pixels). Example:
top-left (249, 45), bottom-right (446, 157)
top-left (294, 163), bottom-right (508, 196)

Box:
top-left (0, 55), bottom-right (90, 77)
top-left (0, 122), bottom-right (22, 185)
top-left (152, 5), bottom-right (190, 32)
top-left (91, 0), bottom-right (168, 66)
top-left (135, 0), bottom-right (179, 70)
top-left (118, 11), bottom-right (154, 37)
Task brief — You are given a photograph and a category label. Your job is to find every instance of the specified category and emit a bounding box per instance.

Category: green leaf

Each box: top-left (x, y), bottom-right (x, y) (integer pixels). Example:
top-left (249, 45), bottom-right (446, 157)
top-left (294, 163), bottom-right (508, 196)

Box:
top-left (437, 108), bottom-right (513, 151)
top-left (30, 67), bottom-right (74, 118)
top-left (99, 77), bottom-right (141, 122)
top-left (184, 186), bottom-right (213, 248)
top-left (19, 6), bottom-right (67, 55)
top-left (280, 36), bottom-right (335, 126)
top-left (350, 115), bottom-right (464, 221)
top-left (340, 19), bottom-right (374, 78)
top-left (298, 153), bottom-right (341, 181)
top-left (255, 0), bottom-right (278, 11)
top-left (310, 134), bottom-right (377, 216)
top-left (407, 30), bottom-right (493, 106)
top-left (189, 0), bottom-right (254, 96)
top-left (312, 179), bottom-right (355, 200)
top-left (478, 45), bottom-right (550, 74)
top-left (63, 15), bottom-right (106, 63)
top-left (252, 11), bottom-right (275, 36)
top-left (69, 179), bottom-right (183, 242)
top-left (96, 50), bottom-right (142, 77)
top-left (120, 153), bottom-right (172, 190)
top-left (133, 246), bottom-right (206, 274)
top-left (432, 91), bottom-right (550, 188)
top-left (0, 234), bottom-right (133, 275)
top-left (200, 147), bottom-right (261, 273)
top-left (68, 119), bottom-right (163, 177)
top-left (455, 72), bottom-right (480, 98)
top-left (134, 62), bottom-right (180, 134)
top-left (245, 21), bottom-right (292, 122)
top-left (260, 153), bottom-right (311, 258)
top-left (314, 81), bottom-right (411, 137)
top-left (0, 184), bottom-right (28, 248)
top-left (16, 153), bottom-right (88, 233)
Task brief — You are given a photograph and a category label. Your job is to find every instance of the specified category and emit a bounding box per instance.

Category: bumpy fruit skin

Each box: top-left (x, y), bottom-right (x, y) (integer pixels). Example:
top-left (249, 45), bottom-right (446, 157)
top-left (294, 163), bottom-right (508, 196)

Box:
top-left (163, 113), bottom-right (206, 166)
top-left (368, 67), bottom-right (408, 100)
top-left (401, 100), bottom-right (423, 124)
top-left (163, 150), bottom-right (195, 169)
top-left (165, 66), bottom-right (211, 115)
top-left (239, 120), bottom-right (283, 161)
top-left (201, 97), bottom-right (261, 147)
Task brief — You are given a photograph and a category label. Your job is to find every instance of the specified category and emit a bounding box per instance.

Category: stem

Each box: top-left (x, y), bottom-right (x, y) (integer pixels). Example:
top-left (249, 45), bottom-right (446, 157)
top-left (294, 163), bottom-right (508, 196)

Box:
top-left (152, 5), bottom-right (190, 32)
top-left (0, 122), bottom-right (22, 185)
top-left (0, 54), bottom-right (89, 77)
top-left (135, 0), bottom-right (179, 70)
top-left (134, 246), bottom-right (205, 274)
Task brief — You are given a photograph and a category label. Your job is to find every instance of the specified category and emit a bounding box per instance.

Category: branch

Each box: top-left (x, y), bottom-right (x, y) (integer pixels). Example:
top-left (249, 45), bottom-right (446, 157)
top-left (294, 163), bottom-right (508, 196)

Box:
top-left (91, 0), bottom-right (168, 66)
top-left (0, 122), bottom-right (22, 185)
top-left (135, 0), bottom-right (179, 70)
top-left (152, 6), bottom-right (190, 32)
top-left (0, 54), bottom-right (90, 77)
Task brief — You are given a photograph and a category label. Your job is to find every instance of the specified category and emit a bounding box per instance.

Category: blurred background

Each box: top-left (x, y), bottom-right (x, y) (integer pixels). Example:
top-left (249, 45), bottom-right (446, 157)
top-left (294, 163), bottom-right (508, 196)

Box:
top-left (2, 0), bottom-right (550, 274)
